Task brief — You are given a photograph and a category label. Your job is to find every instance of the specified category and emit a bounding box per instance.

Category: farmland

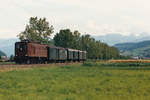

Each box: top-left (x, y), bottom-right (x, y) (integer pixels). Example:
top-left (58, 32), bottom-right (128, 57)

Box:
top-left (0, 61), bottom-right (150, 100)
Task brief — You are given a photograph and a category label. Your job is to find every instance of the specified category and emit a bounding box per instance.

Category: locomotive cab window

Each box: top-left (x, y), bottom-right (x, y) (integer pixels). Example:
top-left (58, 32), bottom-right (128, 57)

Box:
top-left (24, 45), bottom-right (27, 49)
top-left (15, 43), bottom-right (27, 53)
top-left (16, 44), bottom-right (20, 49)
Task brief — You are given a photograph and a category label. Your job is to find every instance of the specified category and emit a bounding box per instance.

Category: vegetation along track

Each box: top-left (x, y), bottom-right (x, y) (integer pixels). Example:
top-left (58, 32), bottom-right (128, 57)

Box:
top-left (0, 62), bottom-right (83, 72)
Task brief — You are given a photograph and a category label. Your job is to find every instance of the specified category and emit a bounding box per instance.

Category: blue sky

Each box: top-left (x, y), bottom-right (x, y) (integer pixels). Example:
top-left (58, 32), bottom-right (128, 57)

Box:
top-left (0, 0), bottom-right (150, 38)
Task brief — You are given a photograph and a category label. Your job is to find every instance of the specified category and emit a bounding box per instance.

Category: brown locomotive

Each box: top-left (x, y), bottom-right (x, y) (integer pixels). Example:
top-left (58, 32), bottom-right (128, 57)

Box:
top-left (15, 40), bottom-right (47, 64)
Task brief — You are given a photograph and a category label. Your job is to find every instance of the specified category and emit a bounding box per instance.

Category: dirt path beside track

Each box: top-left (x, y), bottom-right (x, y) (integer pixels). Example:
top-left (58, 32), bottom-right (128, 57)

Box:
top-left (0, 63), bottom-right (83, 72)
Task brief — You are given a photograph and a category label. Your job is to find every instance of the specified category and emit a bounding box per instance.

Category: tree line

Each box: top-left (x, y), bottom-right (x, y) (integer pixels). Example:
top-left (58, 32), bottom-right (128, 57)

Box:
top-left (18, 17), bottom-right (121, 59)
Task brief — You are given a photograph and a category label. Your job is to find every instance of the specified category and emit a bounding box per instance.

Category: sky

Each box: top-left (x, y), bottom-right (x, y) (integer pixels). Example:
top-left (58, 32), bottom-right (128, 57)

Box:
top-left (0, 0), bottom-right (150, 39)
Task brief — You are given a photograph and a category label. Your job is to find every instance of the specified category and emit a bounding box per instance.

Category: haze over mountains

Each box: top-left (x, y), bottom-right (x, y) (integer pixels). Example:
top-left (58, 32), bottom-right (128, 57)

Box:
top-left (95, 33), bottom-right (150, 57)
top-left (0, 38), bottom-right (18, 57)
top-left (94, 33), bottom-right (150, 46)
top-left (0, 50), bottom-right (6, 57)
top-left (0, 33), bottom-right (150, 57)
top-left (115, 40), bottom-right (150, 57)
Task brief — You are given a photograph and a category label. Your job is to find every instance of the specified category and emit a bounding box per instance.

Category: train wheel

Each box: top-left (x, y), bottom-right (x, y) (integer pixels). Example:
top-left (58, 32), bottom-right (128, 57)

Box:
top-left (26, 60), bottom-right (30, 64)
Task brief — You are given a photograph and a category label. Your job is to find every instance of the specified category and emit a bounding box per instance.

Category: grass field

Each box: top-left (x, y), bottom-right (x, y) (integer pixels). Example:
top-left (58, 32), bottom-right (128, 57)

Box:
top-left (0, 62), bottom-right (150, 100)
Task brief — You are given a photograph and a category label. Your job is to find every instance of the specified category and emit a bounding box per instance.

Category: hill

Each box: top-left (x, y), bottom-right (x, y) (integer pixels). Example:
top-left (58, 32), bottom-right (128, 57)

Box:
top-left (0, 38), bottom-right (18, 57)
top-left (115, 40), bottom-right (150, 57)
top-left (0, 50), bottom-right (6, 57)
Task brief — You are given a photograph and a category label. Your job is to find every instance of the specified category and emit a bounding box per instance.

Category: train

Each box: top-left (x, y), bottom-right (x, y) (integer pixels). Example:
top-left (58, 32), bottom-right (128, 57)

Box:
top-left (14, 40), bottom-right (86, 64)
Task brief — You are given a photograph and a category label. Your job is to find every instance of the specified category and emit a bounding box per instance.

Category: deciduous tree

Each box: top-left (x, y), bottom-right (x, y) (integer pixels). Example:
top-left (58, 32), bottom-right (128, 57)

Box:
top-left (18, 17), bottom-right (54, 44)
top-left (54, 29), bottom-right (74, 48)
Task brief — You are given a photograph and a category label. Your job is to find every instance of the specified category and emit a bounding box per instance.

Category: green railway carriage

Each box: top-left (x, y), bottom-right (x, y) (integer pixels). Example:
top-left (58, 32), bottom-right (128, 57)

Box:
top-left (58, 47), bottom-right (67, 61)
top-left (47, 46), bottom-right (59, 61)
top-left (73, 50), bottom-right (79, 61)
top-left (47, 46), bottom-right (67, 62)
top-left (78, 50), bottom-right (83, 61)
top-left (66, 48), bottom-right (74, 61)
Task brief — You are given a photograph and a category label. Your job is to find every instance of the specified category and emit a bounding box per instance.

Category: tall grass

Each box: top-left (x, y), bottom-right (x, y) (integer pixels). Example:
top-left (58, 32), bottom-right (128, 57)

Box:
top-left (83, 60), bottom-right (150, 67)
top-left (0, 63), bottom-right (150, 99)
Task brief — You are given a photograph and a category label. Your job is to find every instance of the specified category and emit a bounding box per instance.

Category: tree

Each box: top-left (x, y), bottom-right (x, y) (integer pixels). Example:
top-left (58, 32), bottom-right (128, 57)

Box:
top-left (18, 17), bottom-right (54, 44)
top-left (10, 55), bottom-right (14, 61)
top-left (54, 29), bottom-right (75, 48)
top-left (54, 28), bottom-right (120, 60)
top-left (72, 30), bottom-right (82, 50)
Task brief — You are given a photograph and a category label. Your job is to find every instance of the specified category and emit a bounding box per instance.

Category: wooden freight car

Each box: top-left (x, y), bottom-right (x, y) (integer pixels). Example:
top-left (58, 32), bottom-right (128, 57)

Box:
top-left (67, 49), bottom-right (82, 62)
top-left (73, 49), bottom-right (79, 62)
top-left (78, 50), bottom-right (83, 61)
top-left (66, 48), bottom-right (74, 61)
top-left (47, 46), bottom-right (67, 62)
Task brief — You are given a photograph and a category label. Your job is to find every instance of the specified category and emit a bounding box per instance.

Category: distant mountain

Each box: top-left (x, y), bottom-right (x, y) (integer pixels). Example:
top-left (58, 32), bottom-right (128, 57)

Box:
top-left (93, 33), bottom-right (150, 45)
top-left (0, 38), bottom-right (18, 57)
top-left (115, 40), bottom-right (150, 57)
top-left (0, 50), bottom-right (6, 57)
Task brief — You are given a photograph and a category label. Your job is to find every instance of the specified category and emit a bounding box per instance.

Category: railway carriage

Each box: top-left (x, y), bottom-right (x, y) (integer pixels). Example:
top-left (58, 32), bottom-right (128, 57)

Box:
top-left (66, 48), bottom-right (74, 61)
top-left (78, 50), bottom-right (83, 61)
top-left (47, 46), bottom-right (67, 62)
top-left (73, 49), bottom-right (79, 62)
top-left (58, 47), bottom-right (67, 62)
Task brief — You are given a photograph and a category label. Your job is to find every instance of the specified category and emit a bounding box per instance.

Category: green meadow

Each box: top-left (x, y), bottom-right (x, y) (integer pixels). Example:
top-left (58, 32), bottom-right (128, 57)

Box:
top-left (0, 63), bottom-right (150, 100)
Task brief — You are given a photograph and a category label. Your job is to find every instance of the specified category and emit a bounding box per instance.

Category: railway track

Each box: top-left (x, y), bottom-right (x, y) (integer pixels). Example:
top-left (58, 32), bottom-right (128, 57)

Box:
top-left (0, 62), bottom-right (83, 72)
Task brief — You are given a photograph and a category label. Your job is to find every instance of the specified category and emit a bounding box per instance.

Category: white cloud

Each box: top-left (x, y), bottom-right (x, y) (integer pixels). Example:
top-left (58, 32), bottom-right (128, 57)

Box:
top-left (1, 0), bottom-right (150, 39)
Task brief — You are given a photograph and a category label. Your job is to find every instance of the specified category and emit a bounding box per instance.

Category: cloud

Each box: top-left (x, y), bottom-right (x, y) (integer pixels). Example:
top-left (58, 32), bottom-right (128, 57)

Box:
top-left (1, 0), bottom-right (150, 39)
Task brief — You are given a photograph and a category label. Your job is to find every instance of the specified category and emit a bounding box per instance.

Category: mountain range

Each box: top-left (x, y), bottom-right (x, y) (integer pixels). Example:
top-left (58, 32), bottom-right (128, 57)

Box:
top-left (115, 40), bottom-right (150, 57)
top-left (0, 38), bottom-right (18, 57)
top-left (94, 33), bottom-right (150, 46)
top-left (0, 33), bottom-right (150, 57)
top-left (0, 50), bottom-right (6, 57)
